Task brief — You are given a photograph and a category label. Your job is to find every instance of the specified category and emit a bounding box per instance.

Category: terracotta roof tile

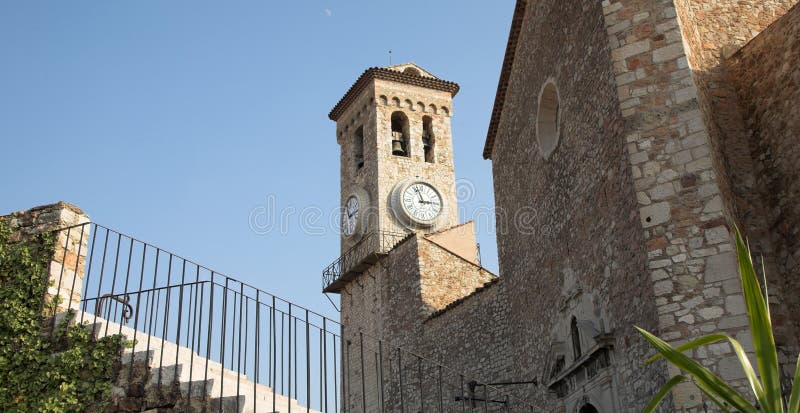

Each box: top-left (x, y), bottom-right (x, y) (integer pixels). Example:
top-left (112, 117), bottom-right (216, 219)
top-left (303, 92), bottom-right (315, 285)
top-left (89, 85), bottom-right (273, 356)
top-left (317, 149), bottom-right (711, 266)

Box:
top-left (329, 67), bottom-right (460, 121)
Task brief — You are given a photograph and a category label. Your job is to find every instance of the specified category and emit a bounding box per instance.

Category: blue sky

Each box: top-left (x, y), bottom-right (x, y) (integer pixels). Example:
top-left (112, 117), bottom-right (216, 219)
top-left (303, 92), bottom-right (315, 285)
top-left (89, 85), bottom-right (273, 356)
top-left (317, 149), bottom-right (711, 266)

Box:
top-left (0, 1), bottom-right (515, 319)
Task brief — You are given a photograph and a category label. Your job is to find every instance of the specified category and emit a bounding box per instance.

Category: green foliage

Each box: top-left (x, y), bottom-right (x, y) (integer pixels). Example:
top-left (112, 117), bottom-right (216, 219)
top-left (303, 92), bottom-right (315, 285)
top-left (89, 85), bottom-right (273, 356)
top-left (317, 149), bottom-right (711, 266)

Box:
top-left (637, 226), bottom-right (800, 413)
top-left (0, 220), bottom-right (126, 412)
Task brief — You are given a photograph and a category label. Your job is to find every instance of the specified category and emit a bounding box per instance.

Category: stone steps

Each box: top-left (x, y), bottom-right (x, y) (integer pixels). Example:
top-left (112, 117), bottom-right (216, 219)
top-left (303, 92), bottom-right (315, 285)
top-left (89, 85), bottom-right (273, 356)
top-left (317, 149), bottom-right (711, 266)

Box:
top-left (73, 312), bottom-right (319, 413)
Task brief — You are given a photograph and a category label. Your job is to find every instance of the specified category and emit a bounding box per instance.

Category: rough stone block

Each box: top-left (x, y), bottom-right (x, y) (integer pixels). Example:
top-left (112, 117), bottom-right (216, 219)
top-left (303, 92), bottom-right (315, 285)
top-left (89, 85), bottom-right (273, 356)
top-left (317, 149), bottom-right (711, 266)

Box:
top-left (705, 251), bottom-right (738, 283)
top-left (640, 202), bottom-right (671, 227)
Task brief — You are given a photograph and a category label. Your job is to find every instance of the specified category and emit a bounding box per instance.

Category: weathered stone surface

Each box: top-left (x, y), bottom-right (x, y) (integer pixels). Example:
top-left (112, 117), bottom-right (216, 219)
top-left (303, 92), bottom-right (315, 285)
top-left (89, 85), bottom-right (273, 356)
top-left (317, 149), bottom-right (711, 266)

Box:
top-left (727, 2), bottom-right (800, 372)
top-left (705, 251), bottom-right (738, 283)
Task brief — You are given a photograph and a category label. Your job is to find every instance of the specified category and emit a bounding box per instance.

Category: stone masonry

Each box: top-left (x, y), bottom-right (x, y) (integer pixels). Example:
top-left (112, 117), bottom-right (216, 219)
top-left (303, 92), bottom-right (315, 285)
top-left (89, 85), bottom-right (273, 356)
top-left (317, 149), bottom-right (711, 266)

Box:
top-left (486, 0), bottom-right (666, 410)
top-left (338, 229), bottom-right (508, 412)
top-left (2, 201), bottom-right (90, 313)
top-left (328, 3), bottom-right (800, 410)
top-left (480, 0), bottom-right (799, 411)
top-left (602, 0), bottom-right (755, 408)
top-left (332, 64), bottom-right (460, 253)
top-left (727, 4), bottom-right (800, 371)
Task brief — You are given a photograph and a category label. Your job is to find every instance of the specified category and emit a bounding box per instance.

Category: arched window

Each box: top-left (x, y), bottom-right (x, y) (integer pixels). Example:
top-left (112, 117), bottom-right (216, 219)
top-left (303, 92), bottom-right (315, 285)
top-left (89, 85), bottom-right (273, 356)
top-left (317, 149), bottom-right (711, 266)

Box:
top-left (579, 404), bottom-right (600, 413)
top-left (571, 317), bottom-right (582, 361)
top-left (354, 126), bottom-right (364, 170)
top-left (422, 116), bottom-right (435, 163)
top-left (391, 111), bottom-right (409, 157)
top-left (536, 80), bottom-right (560, 159)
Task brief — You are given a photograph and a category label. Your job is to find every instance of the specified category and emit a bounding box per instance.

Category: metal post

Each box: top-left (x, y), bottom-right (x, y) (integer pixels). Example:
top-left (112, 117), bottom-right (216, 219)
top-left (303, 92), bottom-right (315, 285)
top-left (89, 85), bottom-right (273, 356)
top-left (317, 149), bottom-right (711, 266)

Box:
top-left (254, 291), bottom-right (260, 413)
top-left (118, 237), bottom-right (134, 338)
top-left (483, 384), bottom-right (488, 413)
top-left (236, 283), bottom-right (244, 413)
top-left (399, 350), bottom-right (405, 413)
top-left (203, 281), bottom-right (215, 408)
top-left (418, 356), bottom-right (424, 413)
top-left (438, 365), bottom-right (443, 413)
top-left (360, 332), bottom-right (366, 413)
top-left (378, 340), bottom-right (385, 413)
top-left (219, 278), bottom-right (229, 411)
top-left (306, 309), bottom-right (311, 413)
top-left (323, 318), bottom-right (329, 412)
top-left (80, 227), bottom-right (98, 324)
top-left (91, 228), bottom-right (111, 336)
top-left (103, 230), bottom-right (119, 336)
top-left (288, 304), bottom-right (293, 413)
top-left (460, 375), bottom-right (465, 413)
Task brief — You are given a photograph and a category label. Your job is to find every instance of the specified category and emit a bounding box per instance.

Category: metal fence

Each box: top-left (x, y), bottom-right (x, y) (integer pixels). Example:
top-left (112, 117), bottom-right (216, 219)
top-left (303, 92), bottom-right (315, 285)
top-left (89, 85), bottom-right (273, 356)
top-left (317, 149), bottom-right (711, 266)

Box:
top-left (322, 231), bottom-right (409, 292)
top-left (46, 222), bottom-right (538, 412)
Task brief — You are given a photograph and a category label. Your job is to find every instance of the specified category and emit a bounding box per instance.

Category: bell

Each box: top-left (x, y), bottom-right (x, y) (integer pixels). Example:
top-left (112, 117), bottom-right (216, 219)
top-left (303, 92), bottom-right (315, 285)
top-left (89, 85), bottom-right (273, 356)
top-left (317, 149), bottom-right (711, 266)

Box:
top-left (392, 139), bottom-right (406, 156)
top-left (422, 135), bottom-right (431, 152)
top-left (391, 132), bottom-right (406, 156)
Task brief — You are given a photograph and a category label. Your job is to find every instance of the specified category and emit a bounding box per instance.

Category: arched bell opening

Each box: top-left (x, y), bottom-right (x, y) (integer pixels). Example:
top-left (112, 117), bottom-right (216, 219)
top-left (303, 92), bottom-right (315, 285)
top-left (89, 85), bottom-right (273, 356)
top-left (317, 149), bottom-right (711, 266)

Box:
top-left (422, 116), bottom-right (435, 163)
top-left (354, 126), bottom-right (364, 170)
top-left (391, 111), bottom-right (410, 157)
top-left (578, 403), bottom-right (600, 413)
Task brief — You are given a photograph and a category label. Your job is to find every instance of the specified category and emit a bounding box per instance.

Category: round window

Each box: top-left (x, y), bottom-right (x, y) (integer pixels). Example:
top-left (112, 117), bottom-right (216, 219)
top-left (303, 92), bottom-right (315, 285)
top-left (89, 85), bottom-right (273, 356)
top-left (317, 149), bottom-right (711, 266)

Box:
top-left (536, 80), bottom-right (560, 159)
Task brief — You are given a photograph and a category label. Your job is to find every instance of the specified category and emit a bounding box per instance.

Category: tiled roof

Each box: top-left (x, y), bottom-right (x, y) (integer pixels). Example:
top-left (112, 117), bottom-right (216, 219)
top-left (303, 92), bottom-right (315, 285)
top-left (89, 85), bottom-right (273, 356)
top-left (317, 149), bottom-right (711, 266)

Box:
top-left (483, 0), bottom-right (527, 159)
top-left (328, 67), bottom-right (460, 121)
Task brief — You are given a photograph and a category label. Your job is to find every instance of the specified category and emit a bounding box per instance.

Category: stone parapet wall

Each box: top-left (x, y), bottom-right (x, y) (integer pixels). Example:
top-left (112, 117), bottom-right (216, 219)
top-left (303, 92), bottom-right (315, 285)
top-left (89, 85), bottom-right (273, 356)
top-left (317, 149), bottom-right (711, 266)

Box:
top-left (727, 2), bottom-right (800, 364)
top-left (1, 202), bottom-right (90, 313)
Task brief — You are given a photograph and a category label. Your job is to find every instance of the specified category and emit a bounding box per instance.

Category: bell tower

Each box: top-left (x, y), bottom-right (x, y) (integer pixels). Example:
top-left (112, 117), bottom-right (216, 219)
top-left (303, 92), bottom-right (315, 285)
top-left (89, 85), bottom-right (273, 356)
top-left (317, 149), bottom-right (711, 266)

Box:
top-left (329, 63), bottom-right (461, 254)
top-left (324, 65), bottom-right (494, 413)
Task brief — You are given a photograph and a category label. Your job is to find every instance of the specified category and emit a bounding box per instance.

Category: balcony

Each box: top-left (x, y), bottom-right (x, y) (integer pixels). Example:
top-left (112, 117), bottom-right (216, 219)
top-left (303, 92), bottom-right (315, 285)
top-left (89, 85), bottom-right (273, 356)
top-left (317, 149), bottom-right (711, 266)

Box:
top-left (322, 230), bottom-right (409, 292)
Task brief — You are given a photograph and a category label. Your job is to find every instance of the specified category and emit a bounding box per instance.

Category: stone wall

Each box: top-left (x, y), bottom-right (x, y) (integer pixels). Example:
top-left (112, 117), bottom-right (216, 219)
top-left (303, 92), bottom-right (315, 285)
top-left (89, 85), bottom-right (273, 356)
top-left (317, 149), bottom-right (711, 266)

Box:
top-left (420, 279), bottom-right (518, 409)
top-left (599, 0), bottom-right (769, 408)
top-left (670, 0), bottom-right (800, 379)
top-left (338, 88), bottom-right (381, 252)
top-left (488, 0), bottom-right (665, 410)
top-left (417, 235), bottom-right (495, 312)
top-left (728, 2), bottom-right (800, 366)
top-left (339, 231), bottom-right (515, 412)
top-left (1, 202), bottom-right (90, 313)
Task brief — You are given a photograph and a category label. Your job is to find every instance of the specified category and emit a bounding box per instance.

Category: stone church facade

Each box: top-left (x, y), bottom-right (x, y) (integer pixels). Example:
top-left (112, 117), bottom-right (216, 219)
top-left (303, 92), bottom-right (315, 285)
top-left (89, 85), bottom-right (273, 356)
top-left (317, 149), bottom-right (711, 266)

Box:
top-left (324, 1), bottom-right (800, 412)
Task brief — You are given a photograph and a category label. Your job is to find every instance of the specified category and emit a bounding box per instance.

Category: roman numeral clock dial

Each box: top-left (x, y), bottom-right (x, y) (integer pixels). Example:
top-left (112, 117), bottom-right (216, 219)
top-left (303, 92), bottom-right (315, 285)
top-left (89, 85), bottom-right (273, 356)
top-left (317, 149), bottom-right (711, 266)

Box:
top-left (391, 180), bottom-right (444, 228)
top-left (342, 188), bottom-right (369, 239)
top-left (342, 195), bottom-right (359, 237)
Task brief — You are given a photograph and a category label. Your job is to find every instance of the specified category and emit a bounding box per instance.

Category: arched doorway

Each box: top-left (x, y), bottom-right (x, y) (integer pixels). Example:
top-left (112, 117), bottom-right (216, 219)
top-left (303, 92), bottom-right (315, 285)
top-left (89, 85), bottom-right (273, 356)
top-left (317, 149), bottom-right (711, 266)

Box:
top-left (578, 403), bottom-right (600, 413)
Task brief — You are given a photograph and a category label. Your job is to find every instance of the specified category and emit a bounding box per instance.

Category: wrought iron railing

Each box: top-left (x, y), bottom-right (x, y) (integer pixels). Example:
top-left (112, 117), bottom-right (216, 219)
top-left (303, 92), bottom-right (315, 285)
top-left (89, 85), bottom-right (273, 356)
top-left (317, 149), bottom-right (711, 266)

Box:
top-left (322, 230), bottom-right (409, 292)
top-left (41, 222), bottom-right (539, 412)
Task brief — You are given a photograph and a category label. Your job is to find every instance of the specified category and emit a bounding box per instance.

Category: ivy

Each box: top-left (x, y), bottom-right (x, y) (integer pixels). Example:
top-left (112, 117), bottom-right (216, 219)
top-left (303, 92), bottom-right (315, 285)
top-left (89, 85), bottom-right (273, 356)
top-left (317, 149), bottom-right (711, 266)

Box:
top-left (0, 220), bottom-right (127, 412)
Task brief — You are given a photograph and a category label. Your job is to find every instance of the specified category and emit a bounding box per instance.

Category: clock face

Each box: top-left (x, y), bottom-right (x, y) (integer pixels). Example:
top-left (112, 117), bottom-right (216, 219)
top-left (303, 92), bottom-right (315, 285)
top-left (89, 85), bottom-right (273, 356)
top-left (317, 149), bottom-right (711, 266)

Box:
top-left (343, 195), bottom-right (360, 237)
top-left (400, 182), bottom-right (442, 224)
